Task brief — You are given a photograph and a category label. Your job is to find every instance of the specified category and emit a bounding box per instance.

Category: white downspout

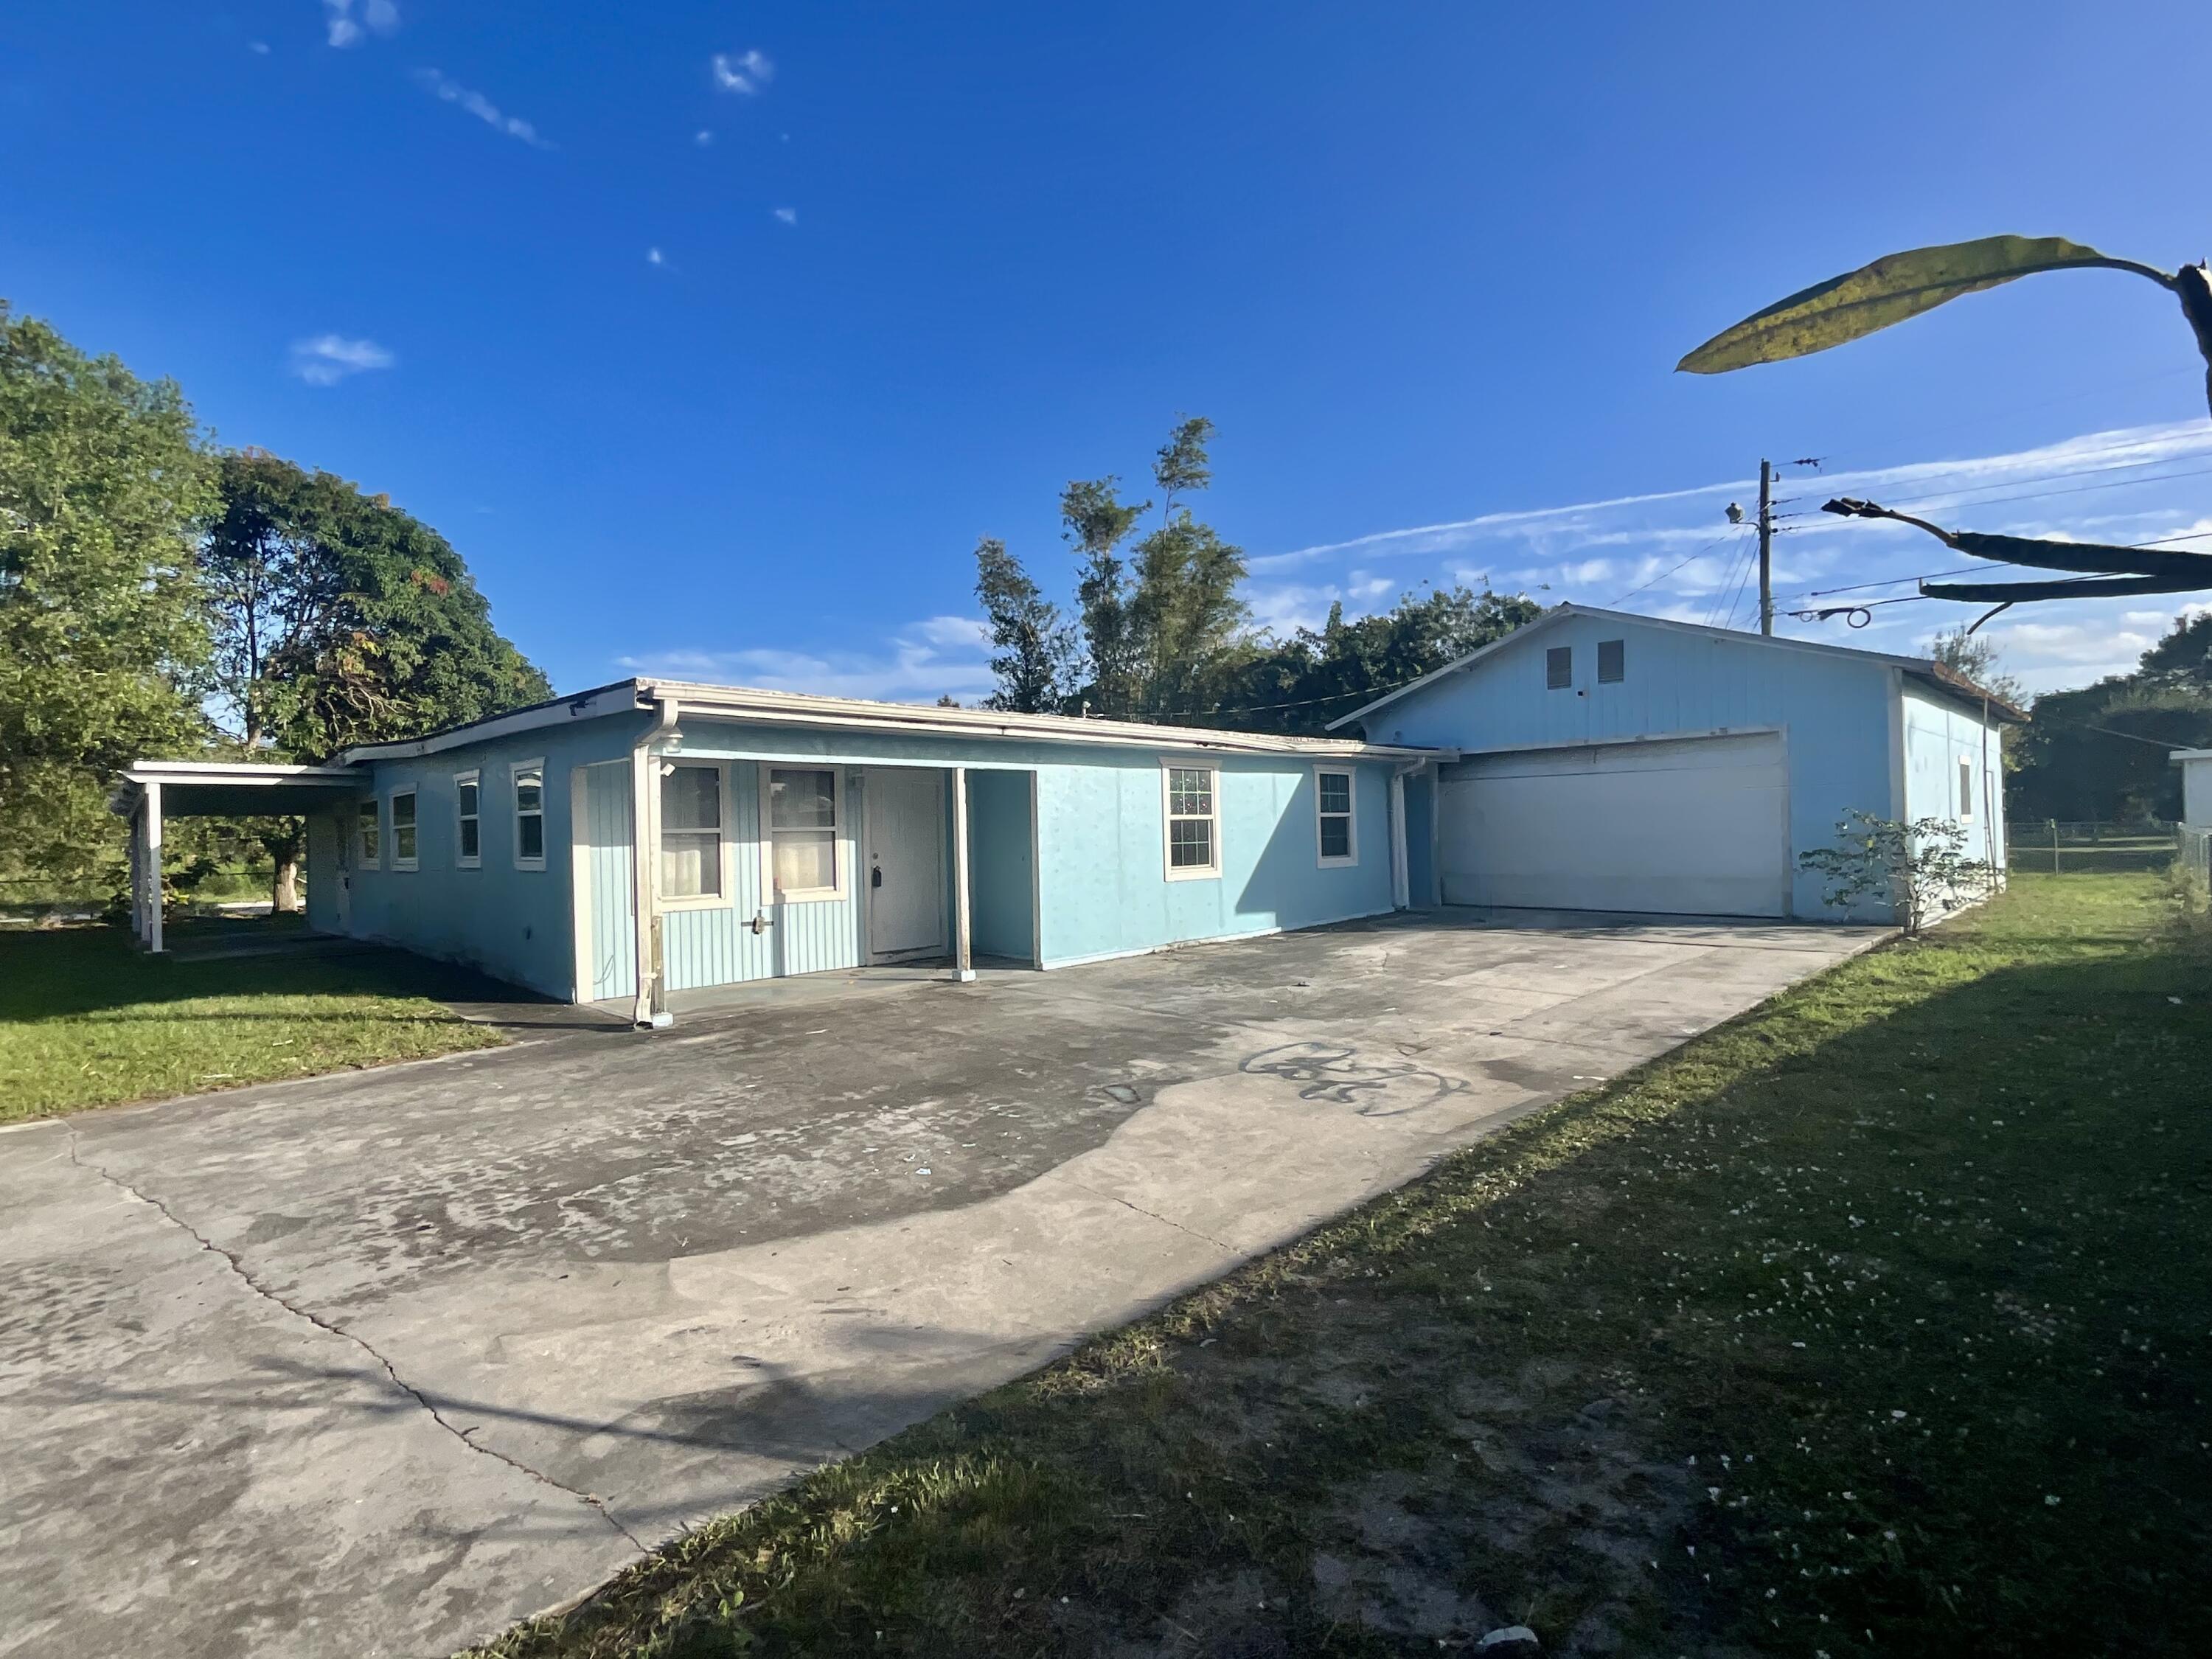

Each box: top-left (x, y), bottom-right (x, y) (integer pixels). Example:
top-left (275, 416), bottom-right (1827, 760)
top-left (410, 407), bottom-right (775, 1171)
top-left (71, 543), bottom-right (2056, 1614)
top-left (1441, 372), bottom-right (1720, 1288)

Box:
top-left (630, 696), bottom-right (678, 1027)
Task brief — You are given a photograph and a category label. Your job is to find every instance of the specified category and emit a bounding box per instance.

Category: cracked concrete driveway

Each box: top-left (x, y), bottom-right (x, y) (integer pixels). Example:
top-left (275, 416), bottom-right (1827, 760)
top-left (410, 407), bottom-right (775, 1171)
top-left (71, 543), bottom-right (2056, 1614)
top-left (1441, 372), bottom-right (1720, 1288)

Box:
top-left (0, 908), bottom-right (1878, 1658)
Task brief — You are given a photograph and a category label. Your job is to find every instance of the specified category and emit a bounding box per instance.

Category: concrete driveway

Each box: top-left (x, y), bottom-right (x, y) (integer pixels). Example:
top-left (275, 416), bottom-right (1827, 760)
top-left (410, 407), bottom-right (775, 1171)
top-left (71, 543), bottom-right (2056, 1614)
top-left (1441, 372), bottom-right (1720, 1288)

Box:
top-left (0, 909), bottom-right (1878, 1658)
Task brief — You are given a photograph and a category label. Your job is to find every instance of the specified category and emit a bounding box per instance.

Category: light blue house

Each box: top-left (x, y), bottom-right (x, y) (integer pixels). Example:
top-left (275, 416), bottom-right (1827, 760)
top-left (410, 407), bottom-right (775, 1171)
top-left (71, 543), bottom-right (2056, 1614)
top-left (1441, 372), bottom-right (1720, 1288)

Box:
top-left (115, 680), bottom-right (1439, 1020)
top-left (110, 605), bottom-right (2022, 1008)
top-left (1329, 604), bottom-right (2022, 921)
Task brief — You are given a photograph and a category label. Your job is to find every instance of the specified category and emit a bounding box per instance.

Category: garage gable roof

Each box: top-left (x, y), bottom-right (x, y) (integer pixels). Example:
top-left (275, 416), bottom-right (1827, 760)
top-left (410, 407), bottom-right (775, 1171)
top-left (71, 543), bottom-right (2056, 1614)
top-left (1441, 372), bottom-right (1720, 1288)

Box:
top-left (1324, 603), bottom-right (2027, 731)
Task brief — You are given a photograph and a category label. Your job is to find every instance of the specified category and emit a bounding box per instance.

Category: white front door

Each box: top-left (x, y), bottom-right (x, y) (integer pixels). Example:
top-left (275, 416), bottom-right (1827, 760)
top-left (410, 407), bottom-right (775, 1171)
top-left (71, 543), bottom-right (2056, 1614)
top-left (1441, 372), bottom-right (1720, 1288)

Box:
top-left (865, 769), bottom-right (946, 959)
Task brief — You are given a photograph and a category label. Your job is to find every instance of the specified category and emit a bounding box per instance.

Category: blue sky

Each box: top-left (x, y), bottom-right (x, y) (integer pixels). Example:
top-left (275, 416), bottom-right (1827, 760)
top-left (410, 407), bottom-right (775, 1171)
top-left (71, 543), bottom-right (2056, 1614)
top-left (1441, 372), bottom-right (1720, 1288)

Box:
top-left (7, 1), bottom-right (2210, 703)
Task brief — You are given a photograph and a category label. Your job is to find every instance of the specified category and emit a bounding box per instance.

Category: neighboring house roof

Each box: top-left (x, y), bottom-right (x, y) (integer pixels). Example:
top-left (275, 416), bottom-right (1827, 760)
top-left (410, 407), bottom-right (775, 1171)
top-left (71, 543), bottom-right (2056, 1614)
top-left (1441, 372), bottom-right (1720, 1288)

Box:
top-left (2171, 748), bottom-right (2212, 765)
top-left (336, 677), bottom-right (1448, 765)
top-left (1324, 602), bottom-right (2030, 731)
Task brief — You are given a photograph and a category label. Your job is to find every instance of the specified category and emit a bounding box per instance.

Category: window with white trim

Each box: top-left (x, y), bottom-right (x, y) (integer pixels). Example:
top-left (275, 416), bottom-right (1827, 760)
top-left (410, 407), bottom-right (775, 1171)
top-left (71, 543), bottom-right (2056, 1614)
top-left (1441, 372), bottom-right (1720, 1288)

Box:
top-left (512, 761), bottom-right (546, 869)
top-left (390, 788), bottom-right (419, 870)
top-left (1315, 768), bottom-right (1356, 866)
top-left (1546, 645), bottom-right (1573, 689)
top-left (661, 763), bottom-right (726, 902)
top-left (763, 766), bottom-right (843, 900)
top-left (1958, 757), bottom-right (1974, 819)
top-left (1164, 763), bottom-right (1219, 879)
top-left (454, 771), bottom-right (481, 867)
top-left (356, 799), bottom-right (380, 867)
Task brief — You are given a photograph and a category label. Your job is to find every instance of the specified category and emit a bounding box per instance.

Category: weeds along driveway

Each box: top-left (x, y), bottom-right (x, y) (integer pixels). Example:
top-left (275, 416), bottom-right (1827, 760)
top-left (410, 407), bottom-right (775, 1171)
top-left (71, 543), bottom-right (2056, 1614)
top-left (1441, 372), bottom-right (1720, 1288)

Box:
top-left (0, 908), bottom-right (1878, 1659)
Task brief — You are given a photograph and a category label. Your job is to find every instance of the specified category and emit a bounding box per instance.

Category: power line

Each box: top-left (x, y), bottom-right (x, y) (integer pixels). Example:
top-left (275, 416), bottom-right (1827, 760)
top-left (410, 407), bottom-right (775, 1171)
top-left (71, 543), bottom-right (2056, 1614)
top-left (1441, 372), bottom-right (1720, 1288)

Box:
top-left (1606, 527), bottom-right (1747, 606)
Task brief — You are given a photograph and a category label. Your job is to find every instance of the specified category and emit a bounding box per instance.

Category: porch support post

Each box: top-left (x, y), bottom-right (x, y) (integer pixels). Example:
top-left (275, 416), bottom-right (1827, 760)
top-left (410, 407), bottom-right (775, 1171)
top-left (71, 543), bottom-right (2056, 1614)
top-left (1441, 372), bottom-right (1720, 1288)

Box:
top-left (1427, 759), bottom-right (1444, 907)
top-left (1388, 767), bottom-right (1411, 910)
top-left (128, 800), bottom-right (144, 943)
top-left (952, 765), bottom-right (975, 982)
top-left (144, 779), bottom-right (164, 955)
top-left (630, 697), bottom-right (680, 1027)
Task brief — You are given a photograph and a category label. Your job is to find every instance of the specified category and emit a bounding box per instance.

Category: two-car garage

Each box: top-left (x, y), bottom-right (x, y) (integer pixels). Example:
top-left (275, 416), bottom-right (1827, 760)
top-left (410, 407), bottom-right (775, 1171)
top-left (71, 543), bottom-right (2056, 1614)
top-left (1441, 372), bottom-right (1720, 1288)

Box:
top-left (1435, 731), bottom-right (1791, 918)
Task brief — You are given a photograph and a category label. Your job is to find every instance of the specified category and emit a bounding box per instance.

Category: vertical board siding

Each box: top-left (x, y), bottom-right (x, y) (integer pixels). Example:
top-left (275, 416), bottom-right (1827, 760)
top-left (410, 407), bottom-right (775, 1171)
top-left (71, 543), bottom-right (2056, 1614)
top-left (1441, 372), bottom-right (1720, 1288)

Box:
top-left (661, 761), bottom-right (864, 991)
top-left (583, 761), bottom-right (637, 1001)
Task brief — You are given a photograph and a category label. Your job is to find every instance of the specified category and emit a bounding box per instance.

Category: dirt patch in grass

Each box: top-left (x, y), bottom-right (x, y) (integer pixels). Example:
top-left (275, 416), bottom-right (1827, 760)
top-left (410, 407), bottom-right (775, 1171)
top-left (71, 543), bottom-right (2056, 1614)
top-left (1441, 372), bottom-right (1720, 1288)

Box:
top-left (470, 874), bottom-right (2212, 1658)
top-left (0, 922), bottom-right (505, 1121)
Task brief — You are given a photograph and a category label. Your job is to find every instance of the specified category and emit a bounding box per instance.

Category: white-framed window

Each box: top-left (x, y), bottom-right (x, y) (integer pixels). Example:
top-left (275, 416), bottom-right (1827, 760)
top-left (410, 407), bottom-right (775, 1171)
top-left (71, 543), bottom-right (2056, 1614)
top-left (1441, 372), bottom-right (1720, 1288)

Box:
top-left (1546, 645), bottom-right (1573, 689)
top-left (356, 798), bottom-right (380, 868)
top-left (1162, 762), bottom-right (1220, 880)
top-left (1958, 756), bottom-right (1975, 819)
top-left (512, 759), bottom-right (546, 870)
top-left (453, 770), bottom-right (481, 868)
top-left (760, 764), bottom-right (845, 902)
top-left (661, 762), bottom-right (728, 906)
top-left (1315, 766), bottom-right (1357, 866)
top-left (389, 787), bottom-right (419, 870)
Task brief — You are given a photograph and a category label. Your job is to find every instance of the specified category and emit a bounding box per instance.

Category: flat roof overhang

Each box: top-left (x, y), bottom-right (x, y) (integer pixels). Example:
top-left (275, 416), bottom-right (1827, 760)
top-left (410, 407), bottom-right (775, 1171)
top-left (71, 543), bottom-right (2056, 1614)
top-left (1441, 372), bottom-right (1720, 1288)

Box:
top-left (109, 760), bottom-right (364, 818)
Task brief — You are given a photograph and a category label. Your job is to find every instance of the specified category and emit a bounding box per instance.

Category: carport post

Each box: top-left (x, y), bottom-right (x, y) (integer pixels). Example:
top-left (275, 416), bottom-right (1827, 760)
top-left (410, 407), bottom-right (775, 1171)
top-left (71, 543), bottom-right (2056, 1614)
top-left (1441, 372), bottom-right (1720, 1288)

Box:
top-left (952, 766), bottom-right (975, 981)
top-left (144, 779), bottom-right (164, 955)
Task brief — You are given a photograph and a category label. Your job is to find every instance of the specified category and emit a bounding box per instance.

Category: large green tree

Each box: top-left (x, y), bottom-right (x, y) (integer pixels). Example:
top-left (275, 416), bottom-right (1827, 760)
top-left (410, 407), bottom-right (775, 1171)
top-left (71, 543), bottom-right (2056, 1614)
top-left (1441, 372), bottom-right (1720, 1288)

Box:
top-left (974, 417), bottom-right (1538, 732)
top-left (0, 302), bottom-right (212, 888)
top-left (2007, 611), bottom-right (2212, 821)
top-left (200, 450), bottom-right (552, 903)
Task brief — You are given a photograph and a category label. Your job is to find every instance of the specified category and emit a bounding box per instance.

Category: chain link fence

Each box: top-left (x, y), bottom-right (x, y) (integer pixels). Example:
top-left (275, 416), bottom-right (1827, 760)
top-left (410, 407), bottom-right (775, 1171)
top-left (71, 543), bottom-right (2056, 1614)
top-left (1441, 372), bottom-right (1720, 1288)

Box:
top-left (2005, 820), bottom-right (2185, 876)
top-left (2180, 827), bottom-right (2212, 888)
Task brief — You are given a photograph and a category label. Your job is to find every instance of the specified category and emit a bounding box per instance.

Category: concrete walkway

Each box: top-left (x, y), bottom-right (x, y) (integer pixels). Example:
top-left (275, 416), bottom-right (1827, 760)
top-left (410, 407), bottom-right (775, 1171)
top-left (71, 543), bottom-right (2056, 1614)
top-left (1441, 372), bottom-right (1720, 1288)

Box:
top-left (0, 909), bottom-right (1880, 1658)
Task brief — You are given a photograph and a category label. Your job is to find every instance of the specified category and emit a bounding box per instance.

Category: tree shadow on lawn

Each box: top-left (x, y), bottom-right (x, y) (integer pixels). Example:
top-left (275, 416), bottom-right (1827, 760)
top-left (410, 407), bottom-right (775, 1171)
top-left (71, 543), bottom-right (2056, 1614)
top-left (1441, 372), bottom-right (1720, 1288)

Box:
top-left (476, 920), bottom-right (2212, 1659)
top-left (0, 923), bottom-right (554, 1025)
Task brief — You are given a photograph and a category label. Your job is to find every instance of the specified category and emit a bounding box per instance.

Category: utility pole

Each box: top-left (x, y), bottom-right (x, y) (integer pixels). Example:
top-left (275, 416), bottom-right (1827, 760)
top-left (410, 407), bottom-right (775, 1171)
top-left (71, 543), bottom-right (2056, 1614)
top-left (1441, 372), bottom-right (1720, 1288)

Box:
top-left (1757, 457), bottom-right (1775, 636)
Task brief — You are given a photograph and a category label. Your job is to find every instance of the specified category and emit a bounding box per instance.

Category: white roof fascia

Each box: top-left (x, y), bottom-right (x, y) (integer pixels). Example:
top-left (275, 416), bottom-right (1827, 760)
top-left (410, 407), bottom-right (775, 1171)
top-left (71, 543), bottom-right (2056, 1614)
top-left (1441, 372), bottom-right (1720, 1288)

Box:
top-left (338, 682), bottom-right (653, 764)
top-left (2170, 748), bottom-right (2212, 764)
top-left (641, 678), bottom-right (1444, 760)
top-left (119, 761), bottom-right (361, 783)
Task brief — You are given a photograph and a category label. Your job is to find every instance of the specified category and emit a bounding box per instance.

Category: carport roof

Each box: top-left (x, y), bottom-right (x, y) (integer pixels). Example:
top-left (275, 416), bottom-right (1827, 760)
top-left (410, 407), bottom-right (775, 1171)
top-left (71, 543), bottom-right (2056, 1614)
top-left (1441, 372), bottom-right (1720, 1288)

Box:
top-left (108, 760), bottom-right (363, 818)
top-left (1325, 602), bottom-right (2030, 731)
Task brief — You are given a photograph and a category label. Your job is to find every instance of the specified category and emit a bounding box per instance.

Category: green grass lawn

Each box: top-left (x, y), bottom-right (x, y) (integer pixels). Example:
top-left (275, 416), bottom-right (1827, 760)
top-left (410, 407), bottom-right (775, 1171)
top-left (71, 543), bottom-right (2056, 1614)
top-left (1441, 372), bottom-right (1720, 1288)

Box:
top-left (0, 921), bottom-right (505, 1122)
top-left (473, 873), bottom-right (2212, 1659)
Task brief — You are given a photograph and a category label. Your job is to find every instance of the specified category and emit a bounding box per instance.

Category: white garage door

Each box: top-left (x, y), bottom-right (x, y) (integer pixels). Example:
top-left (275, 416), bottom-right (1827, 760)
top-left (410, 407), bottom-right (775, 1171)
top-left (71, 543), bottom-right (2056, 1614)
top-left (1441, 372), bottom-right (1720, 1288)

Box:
top-left (1439, 732), bottom-right (1789, 917)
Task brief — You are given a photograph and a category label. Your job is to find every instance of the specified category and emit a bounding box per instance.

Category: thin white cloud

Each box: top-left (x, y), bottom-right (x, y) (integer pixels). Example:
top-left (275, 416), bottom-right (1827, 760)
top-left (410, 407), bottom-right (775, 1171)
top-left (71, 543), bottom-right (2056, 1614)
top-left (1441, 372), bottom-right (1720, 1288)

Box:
top-left (712, 49), bottom-right (773, 94)
top-left (288, 334), bottom-right (393, 386)
top-left (322, 0), bottom-right (397, 49)
top-left (772, 206), bottom-right (798, 226)
top-left (646, 247), bottom-right (665, 267)
top-left (413, 68), bottom-right (552, 148)
top-left (1251, 417), bottom-right (2212, 696)
top-left (618, 616), bottom-right (994, 706)
top-left (695, 129), bottom-right (714, 146)
top-left (249, 40), bottom-right (272, 55)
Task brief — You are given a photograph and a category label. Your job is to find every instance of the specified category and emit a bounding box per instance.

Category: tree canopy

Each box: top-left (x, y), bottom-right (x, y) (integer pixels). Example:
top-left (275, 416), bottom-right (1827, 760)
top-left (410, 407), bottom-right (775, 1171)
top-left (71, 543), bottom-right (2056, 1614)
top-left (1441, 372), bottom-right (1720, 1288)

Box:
top-left (201, 450), bottom-right (551, 760)
top-left (975, 417), bottom-right (1540, 732)
top-left (0, 303), bottom-right (212, 881)
top-left (2008, 611), bottom-right (2212, 821)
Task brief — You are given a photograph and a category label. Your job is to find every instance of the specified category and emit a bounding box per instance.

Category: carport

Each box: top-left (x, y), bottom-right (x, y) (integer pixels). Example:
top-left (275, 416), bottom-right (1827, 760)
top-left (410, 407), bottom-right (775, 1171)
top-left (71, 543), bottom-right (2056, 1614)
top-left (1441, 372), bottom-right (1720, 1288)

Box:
top-left (109, 760), bottom-right (362, 953)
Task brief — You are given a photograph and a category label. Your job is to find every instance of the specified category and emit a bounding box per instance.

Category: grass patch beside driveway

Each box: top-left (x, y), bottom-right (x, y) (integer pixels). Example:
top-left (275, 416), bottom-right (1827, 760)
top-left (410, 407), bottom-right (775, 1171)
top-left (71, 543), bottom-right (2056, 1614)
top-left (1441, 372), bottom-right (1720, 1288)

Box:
top-left (474, 874), bottom-right (2212, 1659)
top-left (0, 922), bottom-right (503, 1122)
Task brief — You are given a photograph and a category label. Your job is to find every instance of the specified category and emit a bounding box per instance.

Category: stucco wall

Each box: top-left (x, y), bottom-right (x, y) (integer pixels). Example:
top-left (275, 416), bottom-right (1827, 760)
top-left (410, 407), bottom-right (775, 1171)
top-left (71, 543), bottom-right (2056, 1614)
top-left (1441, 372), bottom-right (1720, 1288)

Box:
top-left (1900, 680), bottom-right (2008, 872)
top-left (1034, 752), bottom-right (1397, 967)
top-left (966, 768), bottom-right (1036, 961)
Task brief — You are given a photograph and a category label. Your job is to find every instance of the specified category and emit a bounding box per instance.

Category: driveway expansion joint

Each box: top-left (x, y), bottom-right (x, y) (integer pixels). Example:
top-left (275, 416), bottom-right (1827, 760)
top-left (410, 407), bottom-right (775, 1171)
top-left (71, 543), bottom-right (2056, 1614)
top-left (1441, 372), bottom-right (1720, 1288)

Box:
top-left (1065, 1179), bottom-right (1238, 1255)
top-left (61, 1132), bottom-right (648, 1554)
